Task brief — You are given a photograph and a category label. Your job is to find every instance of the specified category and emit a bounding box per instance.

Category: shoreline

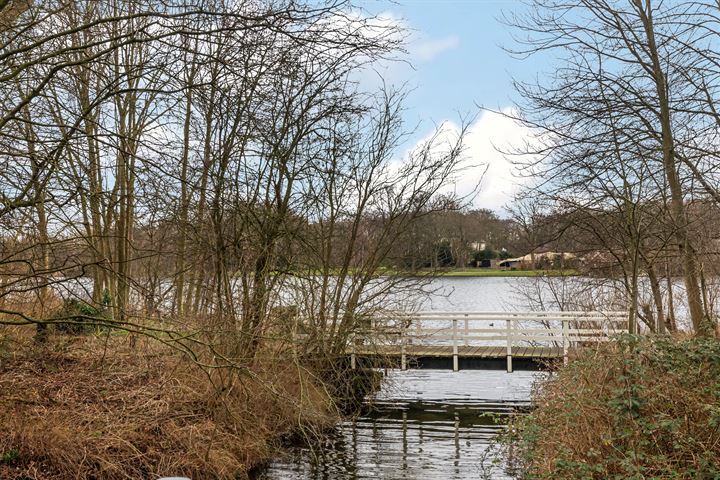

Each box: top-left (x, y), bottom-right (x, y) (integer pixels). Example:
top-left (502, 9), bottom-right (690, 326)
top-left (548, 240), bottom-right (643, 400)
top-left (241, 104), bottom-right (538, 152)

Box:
top-left (285, 268), bottom-right (579, 278)
top-left (425, 269), bottom-right (578, 277)
top-left (0, 331), bottom-right (342, 480)
top-left (510, 336), bottom-right (720, 477)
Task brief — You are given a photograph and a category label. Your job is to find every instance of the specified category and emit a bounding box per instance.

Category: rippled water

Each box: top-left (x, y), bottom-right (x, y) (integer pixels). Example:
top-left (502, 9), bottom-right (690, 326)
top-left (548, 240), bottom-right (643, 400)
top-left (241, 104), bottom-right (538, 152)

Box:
top-left (255, 370), bottom-right (543, 480)
top-left (416, 277), bottom-right (526, 311)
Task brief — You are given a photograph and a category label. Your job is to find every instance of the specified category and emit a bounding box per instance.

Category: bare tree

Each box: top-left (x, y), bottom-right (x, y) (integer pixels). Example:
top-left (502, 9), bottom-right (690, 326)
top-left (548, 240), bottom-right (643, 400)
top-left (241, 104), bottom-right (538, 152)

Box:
top-left (1, 0), bottom-right (477, 377)
top-left (505, 0), bottom-right (720, 335)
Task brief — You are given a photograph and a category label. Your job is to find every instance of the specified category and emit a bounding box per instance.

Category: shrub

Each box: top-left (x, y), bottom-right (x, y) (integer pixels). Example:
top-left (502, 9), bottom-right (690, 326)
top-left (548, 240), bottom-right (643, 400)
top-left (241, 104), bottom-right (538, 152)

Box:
top-left (433, 240), bottom-right (454, 267)
top-left (54, 299), bottom-right (104, 334)
top-left (509, 335), bottom-right (720, 479)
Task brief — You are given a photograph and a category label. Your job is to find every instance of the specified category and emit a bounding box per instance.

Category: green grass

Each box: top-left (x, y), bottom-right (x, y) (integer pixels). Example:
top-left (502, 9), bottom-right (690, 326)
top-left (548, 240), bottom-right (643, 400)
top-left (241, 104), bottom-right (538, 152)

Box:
top-left (260, 267), bottom-right (579, 278)
top-left (434, 269), bottom-right (578, 277)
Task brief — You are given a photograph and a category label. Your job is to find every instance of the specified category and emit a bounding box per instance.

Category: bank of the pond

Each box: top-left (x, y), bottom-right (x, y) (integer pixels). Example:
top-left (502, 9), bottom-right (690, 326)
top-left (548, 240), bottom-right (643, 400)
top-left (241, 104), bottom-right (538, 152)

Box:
top-left (510, 335), bottom-right (720, 479)
top-left (284, 268), bottom-right (577, 278)
top-left (431, 269), bottom-right (578, 277)
top-left (0, 331), bottom-right (352, 480)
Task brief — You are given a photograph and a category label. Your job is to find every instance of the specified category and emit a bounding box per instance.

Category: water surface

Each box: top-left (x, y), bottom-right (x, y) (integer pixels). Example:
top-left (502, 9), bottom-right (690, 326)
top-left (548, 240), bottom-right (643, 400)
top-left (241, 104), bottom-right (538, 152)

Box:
top-left (256, 370), bottom-right (542, 480)
top-left (256, 277), bottom-right (563, 480)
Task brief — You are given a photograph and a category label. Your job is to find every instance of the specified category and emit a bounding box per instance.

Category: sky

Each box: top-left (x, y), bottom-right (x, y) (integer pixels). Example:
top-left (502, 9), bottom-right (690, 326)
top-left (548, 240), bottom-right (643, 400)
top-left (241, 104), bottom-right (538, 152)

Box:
top-left (356, 0), bottom-right (552, 215)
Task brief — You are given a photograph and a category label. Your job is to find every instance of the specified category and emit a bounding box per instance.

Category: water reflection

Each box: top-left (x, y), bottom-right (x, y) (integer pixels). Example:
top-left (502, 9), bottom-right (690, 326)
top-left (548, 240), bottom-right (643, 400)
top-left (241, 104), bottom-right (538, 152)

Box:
top-left (256, 370), bottom-right (541, 480)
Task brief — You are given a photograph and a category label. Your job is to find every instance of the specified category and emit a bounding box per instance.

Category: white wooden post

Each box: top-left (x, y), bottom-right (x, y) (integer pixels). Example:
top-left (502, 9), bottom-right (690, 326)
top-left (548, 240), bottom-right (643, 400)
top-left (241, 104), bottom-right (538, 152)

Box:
top-left (464, 313), bottom-right (469, 346)
top-left (401, 324), bottom-right (407, 371)
top-left (452, 317), bottom-right (459, 372)
top-left (506, 318), bottom-right (513, 373)
top-left (562, 318), bottom-right (569, 365)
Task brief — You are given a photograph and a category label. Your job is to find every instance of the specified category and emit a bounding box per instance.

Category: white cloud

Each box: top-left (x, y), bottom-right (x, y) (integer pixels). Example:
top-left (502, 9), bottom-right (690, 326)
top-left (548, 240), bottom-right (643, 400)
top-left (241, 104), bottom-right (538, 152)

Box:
top-left (408, 109), bottom-right (537, 216)
top-left (411, 35), bottom-right (460, 63)
top-left (343, 9), bottom-right (459, 88)
top-left (360, 10), bottom-right (459, 64)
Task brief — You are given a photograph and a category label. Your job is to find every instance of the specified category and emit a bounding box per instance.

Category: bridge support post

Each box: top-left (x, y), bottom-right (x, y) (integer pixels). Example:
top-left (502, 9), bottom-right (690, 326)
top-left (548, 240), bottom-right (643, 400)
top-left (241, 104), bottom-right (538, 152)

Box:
top-left (401, 329), bottom-right (407, 370)
top-left (506, 318), bottom-right (513, 373)
top-left (464, 314), bottom-right (469, 346)
top-left (349, 333), bottom-right (356, 369)
top-left (452, 318), bottom-right (459, 372)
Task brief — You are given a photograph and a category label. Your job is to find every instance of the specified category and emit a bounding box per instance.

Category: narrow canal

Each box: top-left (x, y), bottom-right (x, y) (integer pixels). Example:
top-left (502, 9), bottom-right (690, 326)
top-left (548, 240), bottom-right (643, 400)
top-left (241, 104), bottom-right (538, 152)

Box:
top-left (255, 369), bottom-right (542, 479)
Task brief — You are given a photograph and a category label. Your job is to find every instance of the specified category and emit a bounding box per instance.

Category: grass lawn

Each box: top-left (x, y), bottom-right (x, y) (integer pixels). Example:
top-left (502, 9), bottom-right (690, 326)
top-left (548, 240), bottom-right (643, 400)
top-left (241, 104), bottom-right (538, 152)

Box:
top-left (275, 268), bottom-right (579, 278)
top-left (432, 269), bottom-right (579, 277)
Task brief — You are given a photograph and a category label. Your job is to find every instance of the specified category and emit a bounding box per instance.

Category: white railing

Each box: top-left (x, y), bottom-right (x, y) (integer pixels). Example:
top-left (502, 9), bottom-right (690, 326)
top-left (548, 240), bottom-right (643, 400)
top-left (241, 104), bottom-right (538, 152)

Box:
top-left (349, 311), bottom-right (629, 372)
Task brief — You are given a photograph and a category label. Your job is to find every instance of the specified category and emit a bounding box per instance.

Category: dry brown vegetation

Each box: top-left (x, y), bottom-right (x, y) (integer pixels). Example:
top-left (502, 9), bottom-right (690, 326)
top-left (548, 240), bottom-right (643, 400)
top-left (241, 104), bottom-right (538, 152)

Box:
top-left (0, 327), bottom-right (336, 480)
top-left (510, 335), bottom-right (720, 479)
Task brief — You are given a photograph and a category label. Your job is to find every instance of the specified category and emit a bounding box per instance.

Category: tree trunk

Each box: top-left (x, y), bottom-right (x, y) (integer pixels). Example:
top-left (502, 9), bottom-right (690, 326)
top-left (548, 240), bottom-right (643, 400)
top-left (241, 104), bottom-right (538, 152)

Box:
top-left (646, 261), bottom-right (665, 334)
top-left (637, 0), bottom-right (712, 335)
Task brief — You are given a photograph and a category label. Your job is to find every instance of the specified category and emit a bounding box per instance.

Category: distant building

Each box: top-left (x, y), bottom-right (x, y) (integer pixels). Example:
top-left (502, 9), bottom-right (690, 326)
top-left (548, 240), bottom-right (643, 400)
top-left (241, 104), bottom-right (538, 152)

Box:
top-left (470, 241), bottom-right (486, 251)
top-left (497, 257), bottom-right (522, 269)
top-left (498, 251), bottom-right (575, 269)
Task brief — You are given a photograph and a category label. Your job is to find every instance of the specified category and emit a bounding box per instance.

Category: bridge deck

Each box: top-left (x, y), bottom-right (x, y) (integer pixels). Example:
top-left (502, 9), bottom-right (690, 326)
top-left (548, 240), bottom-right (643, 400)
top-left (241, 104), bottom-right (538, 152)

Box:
top-left (354, 345), bottom-right (563, 359)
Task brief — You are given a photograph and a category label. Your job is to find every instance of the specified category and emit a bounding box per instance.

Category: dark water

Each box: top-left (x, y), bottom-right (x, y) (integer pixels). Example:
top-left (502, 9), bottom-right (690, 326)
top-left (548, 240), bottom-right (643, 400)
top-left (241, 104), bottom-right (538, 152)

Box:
top-left (255, 370), bottom-right (541, 480)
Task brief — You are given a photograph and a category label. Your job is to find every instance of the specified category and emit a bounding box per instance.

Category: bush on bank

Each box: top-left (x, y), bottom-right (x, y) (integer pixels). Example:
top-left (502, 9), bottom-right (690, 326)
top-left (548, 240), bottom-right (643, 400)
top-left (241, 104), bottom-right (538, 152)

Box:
top-left (510, 335), bottom-right (720, 479)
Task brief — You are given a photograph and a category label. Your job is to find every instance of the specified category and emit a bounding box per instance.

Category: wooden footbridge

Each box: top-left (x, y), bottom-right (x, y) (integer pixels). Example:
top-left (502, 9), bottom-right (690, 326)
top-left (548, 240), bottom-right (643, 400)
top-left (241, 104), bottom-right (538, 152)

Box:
top-left (347, 311), bottom-right (628, 372)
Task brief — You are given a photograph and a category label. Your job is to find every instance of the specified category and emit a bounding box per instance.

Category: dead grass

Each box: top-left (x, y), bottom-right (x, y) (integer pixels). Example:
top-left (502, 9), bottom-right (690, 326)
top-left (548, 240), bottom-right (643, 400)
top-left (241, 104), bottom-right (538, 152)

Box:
top-left (0, 328), bottom-right (336, 480)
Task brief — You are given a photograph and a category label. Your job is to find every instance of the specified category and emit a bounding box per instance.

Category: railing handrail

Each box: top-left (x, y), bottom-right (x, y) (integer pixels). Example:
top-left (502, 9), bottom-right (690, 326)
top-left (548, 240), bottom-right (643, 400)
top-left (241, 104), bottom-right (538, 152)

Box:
top-left (346, 309), bottom-right (630, 372)
top-left (361, 313), bottom-right (629, 338)
top-left (371, 312), bottom-right (628, 324)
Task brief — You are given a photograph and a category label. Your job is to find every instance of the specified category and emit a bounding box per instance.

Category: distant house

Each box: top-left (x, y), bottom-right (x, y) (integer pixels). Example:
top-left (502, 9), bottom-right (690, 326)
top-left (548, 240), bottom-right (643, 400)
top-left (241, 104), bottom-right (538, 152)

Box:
top-left (579, 250), bottom-right (617, 269)
top-left (497, 257), bottom-right (523, 269)
top-left (498, 251), bottom-right (575, 269)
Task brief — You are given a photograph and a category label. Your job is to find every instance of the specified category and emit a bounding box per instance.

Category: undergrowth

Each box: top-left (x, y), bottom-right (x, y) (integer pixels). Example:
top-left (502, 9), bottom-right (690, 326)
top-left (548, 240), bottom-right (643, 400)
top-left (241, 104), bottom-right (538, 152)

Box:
top-left (508, 335), bottom-right (720, 479)
top-left (0, 329), bottom-right (336, 480)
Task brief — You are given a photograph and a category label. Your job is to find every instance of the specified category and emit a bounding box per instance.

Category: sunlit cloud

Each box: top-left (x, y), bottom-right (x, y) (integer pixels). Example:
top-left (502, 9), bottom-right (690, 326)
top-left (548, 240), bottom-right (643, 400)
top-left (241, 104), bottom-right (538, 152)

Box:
top-left (407, 108), bottom-right (537, 215)
top-left (411, 34), bottom-right (459, 62)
